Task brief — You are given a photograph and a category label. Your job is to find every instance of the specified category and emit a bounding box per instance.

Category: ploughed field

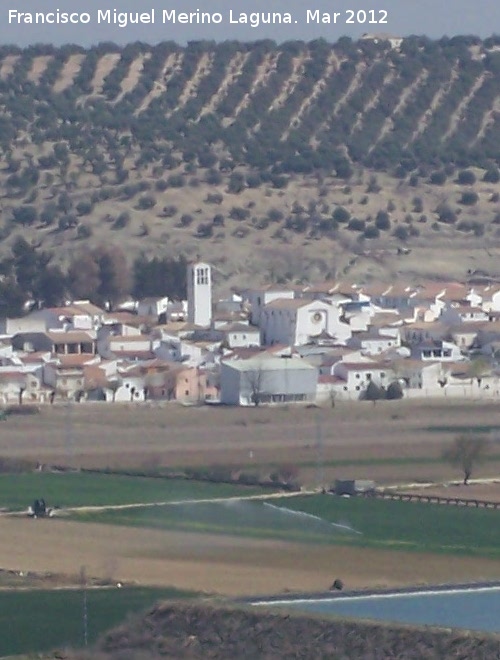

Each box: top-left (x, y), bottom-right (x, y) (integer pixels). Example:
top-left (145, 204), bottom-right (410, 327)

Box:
top-left (2, 399), bottom-right (500, 485)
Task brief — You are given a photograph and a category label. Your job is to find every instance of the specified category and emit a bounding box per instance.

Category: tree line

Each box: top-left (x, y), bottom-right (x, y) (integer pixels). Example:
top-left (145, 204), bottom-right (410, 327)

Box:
top-left (0, 238), bottom-right (187, 316)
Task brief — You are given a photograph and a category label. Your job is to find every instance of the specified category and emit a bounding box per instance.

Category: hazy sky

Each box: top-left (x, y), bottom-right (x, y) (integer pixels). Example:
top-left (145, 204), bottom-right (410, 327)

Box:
top-left (1, 1), bottom-right (499, 46)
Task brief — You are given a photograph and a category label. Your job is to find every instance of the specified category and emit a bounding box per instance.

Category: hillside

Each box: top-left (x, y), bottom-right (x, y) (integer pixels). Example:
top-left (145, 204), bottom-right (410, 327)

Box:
top-left (1, 36), bottom-right (500, 289)
top-left (59, 601), bottom-right (500, 659)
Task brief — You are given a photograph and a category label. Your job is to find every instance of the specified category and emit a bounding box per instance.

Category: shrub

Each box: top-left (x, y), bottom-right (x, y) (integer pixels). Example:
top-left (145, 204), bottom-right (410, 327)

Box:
top-left (347, 218), bottom-right (365, 232)
top-left (167, 174), bottom-right (185, 188)
top-left (77, 224), bottom-right (92, 239)
top-left (457, 169), bottom-right (476, 185)
top-left (196, 222), bottom-right (213, 238)
top-left (412, 197), bottom-right (423, 213)
top-left (483, 167), bottom-right (500, 183)
top-left (332, 207), bottom-right (350, 223)
top-left (155, 179), bottom-right (168, 192)
top-left (76, 200), bottom-right (93, 216)
top-left (229, 207), bottom-right (250, 221)
top-left (375, 211), bottom-right (391, 231)
top-left (206, 192), bottom-right (223, 204)
top-left (113, 211), bottom-right (131, 229)
top-left (386, 381), bottom-right (404, 400)
top-left (136, 194), bottom-right (157, 210)
top-left (364, 225), bottom-right (380, 239)
top-left (228, 172), bottom-right (245, 194)
top-left (393, 225), bottom-right (409, 241)
top-left (459, 191), bottom-right (479, 206)
top-left (429, 170), bottom-right (446, 185)
top-left (364, 381), bottom-right (384, 402)
top-left (437, 204), bottom-right (457, 224)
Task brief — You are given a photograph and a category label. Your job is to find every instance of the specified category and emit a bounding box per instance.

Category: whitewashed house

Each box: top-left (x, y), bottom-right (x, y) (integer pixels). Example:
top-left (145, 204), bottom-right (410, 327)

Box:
top-left (221, 323), bottom-right (260, 348)
top-left (245, 287), bottom-right (295, 326)
top-left (332, 361), bottom-right (394, 398)
top-left (137, 296), bottom-right (169, 319)
top-left (413, 340), bottom-right (463, 362)
top-left (347, 328), bottom-right (401, 355)
top-left (440, 303), bottom-right (489, 325)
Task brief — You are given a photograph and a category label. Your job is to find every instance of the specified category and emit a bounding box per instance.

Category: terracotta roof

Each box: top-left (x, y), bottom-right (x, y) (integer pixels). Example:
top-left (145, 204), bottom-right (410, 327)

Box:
top-left (111, 350), bottom-right (156, 360)
top-left (71, 301), bottom-right (105, 315)
top-left (0, 371), bottom-right (27, 381)
top-left (318, 374), bottom-right (345, 384)
top-left (109, 335), bottom-right (151, 343)
top-left (370, 313), bottom-right (403, 327)
top-left (340, 362), bottom-right (391, 371)
top-left (83, 365), bottom-right (108, 388)
top-left (222, 323), bottom-right (258, 333)
top-left (46, 331), bottom-right (95, 343)
top-left (56, 354), bottom-right (99, 367)
top-left (103, 312), bottom-right (153, 325)
top-left (264, 298), bottom-right (309, 310)
top-left (18, 351), bottom-right (51, 363)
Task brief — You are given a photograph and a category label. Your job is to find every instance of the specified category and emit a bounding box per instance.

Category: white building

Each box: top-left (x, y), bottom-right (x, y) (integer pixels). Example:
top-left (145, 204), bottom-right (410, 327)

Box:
top-left (245, 287), bottom-right (295, 326)
top-left (187, 262), bottom-right (212, 328)
top-left (261, 299), bottom-right (351, 347)
top-left (220, 357), bottom-right (318, 406)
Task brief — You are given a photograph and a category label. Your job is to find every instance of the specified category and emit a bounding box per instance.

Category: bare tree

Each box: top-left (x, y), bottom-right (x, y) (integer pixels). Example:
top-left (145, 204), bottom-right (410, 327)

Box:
top-left (244, 366), bottom-right (267, 406)
top-left (443, 434), bottom-right (489, 485)
top-left (467, 358), bottom-right (491, 387)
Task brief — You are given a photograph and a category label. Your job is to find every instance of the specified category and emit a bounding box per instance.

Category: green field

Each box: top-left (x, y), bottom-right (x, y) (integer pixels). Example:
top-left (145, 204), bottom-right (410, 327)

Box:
top-left (0, 586), bottom-right (197, 657)
top-left (77, 495), bottom-right (500, 559)
top-left (0, 472), bottom-right (265, 511)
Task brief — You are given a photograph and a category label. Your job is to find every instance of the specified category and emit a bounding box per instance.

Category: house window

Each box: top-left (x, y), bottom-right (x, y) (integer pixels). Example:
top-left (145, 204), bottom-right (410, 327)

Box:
top-left (355, 373), bottom-right (360, 379)
top-left (185, 390), bottom-right (189, 396)
top-left (343, 386), bottom-right (348, 391)
top-left (355, 385), bottom-right (360, 391)
top-left (366, 373), bottom-right (372, 381)
top-left (381, 372), bottom-right (386, 378)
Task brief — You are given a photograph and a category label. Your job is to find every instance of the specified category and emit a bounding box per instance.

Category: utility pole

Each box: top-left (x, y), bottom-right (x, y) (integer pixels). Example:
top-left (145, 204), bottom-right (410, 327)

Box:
top-left (65, 398), bottom-right (74, 464)
top-left (315, 410), bottom-right (324, 490)
top-left (80, 565), bottom-right (88, 647)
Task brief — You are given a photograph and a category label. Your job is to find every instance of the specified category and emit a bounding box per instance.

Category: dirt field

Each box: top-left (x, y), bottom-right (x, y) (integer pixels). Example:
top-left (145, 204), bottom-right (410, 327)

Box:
top-left (1, 516), bottom-right (500, 598)
top-left (2, 399), bottom-right (500, 486)
top-left (403, 483), bottom-right (500, 502)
